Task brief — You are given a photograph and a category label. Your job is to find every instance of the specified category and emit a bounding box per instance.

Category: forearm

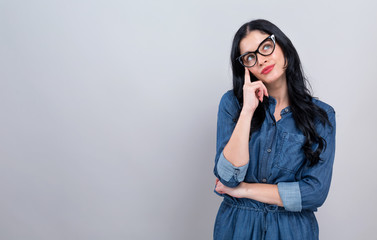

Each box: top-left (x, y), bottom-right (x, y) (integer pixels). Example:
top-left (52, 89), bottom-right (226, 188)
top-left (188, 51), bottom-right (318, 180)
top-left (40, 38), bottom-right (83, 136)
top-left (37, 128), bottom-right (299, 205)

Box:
top-left (223, 108), bottom-right (254, 167)
top-left (243, 183), bottom-right (284, 207)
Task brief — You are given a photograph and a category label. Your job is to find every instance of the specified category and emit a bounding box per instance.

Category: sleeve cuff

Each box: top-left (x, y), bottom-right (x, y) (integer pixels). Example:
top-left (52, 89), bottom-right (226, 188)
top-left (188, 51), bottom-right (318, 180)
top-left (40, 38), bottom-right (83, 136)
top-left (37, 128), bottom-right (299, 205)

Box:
top-left (277, 182), bottom-right (302, 212)
top-left (216, 150), bottom-right (248, 182)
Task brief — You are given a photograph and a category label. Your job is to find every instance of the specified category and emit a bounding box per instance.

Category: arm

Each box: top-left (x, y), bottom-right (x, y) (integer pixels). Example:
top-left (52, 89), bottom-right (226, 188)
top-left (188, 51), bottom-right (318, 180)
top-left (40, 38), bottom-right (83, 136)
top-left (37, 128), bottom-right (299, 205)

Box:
top-left (223, 109), bottom-right (254, 168)
top-left (244, 183), bottom-right (284, 206)
top-left (214, 71), bottom-right (268, 189)
top-left (215, 180), bottom-right (284, 207)
top-left (216, 109), bottom-right (336, 212)
top-left (213, 92), bottom-right (253, 188)
top-left (277, 109), bottom-right (336, 211)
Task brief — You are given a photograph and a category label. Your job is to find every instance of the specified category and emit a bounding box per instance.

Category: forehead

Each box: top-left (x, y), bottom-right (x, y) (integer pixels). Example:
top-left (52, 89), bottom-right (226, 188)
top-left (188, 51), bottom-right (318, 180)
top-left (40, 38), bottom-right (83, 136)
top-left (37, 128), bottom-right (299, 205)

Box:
top-left (239, 30), bottom-right (270, 54)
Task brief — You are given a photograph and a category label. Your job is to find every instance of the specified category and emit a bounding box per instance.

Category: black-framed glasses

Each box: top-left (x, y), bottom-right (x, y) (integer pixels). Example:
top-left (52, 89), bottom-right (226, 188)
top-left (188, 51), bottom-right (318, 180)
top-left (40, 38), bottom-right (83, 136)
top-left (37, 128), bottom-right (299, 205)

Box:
top-left (236, 34), bottom-right (276, 68)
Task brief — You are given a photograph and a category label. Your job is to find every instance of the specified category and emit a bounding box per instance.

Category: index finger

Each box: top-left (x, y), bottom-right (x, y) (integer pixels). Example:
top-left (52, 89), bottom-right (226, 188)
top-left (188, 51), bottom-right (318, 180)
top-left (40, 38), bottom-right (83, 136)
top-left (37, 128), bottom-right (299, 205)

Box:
top-left (244, 67), bottom-right (251, 85)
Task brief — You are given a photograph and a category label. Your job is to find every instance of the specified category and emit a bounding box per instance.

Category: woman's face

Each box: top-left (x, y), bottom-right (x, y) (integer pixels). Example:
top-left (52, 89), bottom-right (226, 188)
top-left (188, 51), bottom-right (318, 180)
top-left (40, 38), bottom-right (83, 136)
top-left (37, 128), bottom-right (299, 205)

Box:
top-left (239, 30), bottom-right (287, 85)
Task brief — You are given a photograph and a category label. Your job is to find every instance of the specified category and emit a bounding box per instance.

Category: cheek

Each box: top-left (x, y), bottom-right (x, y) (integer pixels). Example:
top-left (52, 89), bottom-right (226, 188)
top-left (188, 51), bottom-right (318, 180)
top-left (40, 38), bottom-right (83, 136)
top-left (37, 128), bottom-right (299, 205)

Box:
top-left (249, 70), bottom-right (261, 79)
top-left (278, 57), bottom-right (287, 72)
top-left (276, 51), bottom-right (286, 67)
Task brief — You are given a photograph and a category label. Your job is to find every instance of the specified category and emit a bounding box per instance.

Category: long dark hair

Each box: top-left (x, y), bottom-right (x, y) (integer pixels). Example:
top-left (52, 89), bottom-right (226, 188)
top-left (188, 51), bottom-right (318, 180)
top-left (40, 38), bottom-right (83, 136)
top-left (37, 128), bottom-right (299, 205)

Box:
top-left (230, 19), bottom-right (331, 167)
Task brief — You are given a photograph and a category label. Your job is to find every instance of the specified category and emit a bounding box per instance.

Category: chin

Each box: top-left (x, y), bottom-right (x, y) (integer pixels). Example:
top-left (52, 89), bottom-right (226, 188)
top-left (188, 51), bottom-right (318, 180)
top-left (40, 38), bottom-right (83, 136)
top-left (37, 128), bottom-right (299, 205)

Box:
top-left (261, 75), bottom-right (278, 84)
top-left (263, 71), bottom-right (285, 84)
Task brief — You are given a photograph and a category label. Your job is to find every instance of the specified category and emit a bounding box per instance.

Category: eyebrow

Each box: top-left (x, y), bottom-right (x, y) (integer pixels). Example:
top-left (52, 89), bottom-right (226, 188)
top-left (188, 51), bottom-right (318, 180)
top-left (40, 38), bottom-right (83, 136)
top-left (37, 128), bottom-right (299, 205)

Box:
top-left (240, 36), bottom-right (270, 56)
top-left (240, 49), bottom-right (257, 56)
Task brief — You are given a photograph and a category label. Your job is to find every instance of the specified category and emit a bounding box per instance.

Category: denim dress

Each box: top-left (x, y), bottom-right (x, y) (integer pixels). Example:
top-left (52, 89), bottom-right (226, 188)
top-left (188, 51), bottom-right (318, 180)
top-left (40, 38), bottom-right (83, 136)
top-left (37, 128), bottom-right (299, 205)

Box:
top-left (213, 90), bottom-right (336, 240)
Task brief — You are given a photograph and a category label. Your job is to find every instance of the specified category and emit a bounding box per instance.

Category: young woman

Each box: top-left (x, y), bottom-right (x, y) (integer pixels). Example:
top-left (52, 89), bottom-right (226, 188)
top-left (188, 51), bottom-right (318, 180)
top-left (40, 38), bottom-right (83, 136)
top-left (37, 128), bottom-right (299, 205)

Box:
top-left (213, 19), bottom-right (336, 239)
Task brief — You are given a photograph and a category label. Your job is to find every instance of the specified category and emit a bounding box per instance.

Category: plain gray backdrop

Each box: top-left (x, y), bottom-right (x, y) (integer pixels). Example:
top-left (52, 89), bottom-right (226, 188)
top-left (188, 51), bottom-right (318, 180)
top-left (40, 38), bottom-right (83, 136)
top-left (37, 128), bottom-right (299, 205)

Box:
top-left (1, 0), bottom-right (376, 239)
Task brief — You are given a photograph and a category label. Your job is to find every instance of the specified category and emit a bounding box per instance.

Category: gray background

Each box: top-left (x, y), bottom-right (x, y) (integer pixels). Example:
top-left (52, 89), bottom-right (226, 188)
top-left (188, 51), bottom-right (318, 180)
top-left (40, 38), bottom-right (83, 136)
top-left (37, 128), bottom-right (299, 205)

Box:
top-left (1, 0), bottom-right (376, 239)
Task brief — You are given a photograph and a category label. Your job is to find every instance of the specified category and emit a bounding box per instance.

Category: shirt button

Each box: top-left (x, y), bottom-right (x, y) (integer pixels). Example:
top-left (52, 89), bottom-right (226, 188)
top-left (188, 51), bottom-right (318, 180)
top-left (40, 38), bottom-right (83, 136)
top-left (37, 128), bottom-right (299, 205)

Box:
top-left (284, 108), bottom-right (289, 112)
top-left (262, 178), bottom-right (267, 183)
top-left (272, 122), bottom-right (276, 126)
top-left (267, 148), bottom-right (272, 153)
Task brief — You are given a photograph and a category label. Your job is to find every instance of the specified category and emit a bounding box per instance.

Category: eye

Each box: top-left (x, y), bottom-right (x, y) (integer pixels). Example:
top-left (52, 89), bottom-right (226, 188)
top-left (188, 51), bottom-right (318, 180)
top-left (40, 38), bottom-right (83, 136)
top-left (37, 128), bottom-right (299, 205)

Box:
top-left (243, 53), bottom-right (256, 62)
top-left (262, 43), bottom-right (273, 51)
top-left (263, 44), bottom-right (272, 50)
top-left (246, 55), bottom-right (255, 61)
top-left (259, 40), bottom-right (274, 55)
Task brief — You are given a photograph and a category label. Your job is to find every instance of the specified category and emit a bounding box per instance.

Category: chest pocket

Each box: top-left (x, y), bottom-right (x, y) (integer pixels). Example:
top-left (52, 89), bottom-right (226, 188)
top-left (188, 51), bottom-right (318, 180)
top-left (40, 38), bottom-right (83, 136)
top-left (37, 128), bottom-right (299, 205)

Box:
top-left (274, 132), bottom-right (307, 174)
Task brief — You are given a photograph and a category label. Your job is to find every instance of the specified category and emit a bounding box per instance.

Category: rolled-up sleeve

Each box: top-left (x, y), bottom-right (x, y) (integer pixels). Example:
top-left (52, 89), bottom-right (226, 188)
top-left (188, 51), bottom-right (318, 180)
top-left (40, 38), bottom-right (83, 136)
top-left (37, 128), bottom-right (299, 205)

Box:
top-left (277, 108), bottom-right (336, 212)
top-left (213, 91), bottom-right (247, 191)
top-left (277, 181), bottom-right (302, 211)
top-left (217, 150), bottom-right (249, 182)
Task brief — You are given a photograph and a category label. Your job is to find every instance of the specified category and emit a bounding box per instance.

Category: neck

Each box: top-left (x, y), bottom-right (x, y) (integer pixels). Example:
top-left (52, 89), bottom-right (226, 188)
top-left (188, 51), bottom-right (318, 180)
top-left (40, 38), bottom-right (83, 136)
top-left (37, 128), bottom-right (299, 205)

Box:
top-left (265, 75), bottom-right (289, 107)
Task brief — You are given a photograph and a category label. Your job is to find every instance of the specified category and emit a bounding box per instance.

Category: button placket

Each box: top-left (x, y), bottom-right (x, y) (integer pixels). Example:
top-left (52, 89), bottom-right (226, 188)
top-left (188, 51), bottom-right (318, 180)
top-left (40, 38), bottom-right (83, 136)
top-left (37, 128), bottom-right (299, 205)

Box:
top-left (260, 112), bottom-right (276, 187)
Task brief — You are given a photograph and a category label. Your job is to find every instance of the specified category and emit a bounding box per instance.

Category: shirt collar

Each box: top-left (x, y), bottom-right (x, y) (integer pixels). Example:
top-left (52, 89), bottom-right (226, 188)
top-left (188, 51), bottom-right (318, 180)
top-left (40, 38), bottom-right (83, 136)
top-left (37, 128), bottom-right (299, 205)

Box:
top-left (267, 96), bottom-right (291, 116)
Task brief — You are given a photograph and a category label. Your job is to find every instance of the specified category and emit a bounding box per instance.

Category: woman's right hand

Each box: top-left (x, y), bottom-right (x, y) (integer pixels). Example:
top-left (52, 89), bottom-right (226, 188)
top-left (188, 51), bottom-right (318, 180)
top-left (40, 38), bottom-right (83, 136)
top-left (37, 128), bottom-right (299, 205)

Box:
top-left (242, 67), bottom-right (269, 113)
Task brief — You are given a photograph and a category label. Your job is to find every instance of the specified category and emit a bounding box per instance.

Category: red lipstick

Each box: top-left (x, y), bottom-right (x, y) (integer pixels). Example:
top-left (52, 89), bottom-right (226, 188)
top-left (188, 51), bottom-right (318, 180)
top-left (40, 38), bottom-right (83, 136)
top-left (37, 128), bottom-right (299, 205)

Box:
top-left (261, 64), bottom-right (275, 74)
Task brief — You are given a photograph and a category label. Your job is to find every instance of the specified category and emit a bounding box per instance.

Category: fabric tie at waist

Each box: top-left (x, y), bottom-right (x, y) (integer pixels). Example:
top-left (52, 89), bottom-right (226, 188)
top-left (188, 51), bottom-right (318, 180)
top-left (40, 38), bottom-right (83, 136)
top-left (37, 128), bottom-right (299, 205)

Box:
top-left (223, 197), bottom-right (290, 213)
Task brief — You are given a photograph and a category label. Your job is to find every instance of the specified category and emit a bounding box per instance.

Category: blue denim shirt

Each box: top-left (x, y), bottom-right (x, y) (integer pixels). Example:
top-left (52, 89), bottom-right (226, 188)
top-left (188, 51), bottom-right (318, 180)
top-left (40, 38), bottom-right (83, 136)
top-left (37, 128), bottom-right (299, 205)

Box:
top-left (213, 90), bottom-right (336, 212)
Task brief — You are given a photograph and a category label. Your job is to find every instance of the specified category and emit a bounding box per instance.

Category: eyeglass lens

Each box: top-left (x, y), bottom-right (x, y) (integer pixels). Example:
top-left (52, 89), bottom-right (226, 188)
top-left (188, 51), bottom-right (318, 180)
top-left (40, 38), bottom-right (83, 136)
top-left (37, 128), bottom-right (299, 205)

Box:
top-left (241, 38), bottom-right (275, 67)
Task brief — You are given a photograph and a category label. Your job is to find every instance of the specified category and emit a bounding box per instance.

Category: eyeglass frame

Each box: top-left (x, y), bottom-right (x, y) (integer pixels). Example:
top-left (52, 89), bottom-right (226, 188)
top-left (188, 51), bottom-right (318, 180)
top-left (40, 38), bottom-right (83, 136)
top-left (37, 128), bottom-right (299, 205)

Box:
top-left (236, 34), bottom-right (276, 68)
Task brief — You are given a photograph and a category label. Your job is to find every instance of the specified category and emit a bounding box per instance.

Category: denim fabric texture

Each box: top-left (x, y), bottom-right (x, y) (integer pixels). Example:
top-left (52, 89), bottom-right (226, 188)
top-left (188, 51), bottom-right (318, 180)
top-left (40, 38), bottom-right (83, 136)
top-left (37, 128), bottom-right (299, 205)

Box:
top-left (213, 90), bottom-right (336, 240)
top-left (217, 150), bottom-right (249, 183)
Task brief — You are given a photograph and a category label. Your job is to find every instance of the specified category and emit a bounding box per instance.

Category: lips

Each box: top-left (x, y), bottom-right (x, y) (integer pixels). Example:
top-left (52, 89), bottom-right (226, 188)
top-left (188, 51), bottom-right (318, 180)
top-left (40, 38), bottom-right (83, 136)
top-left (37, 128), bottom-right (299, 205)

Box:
top-left (261, 64), bottom-right (275, 74)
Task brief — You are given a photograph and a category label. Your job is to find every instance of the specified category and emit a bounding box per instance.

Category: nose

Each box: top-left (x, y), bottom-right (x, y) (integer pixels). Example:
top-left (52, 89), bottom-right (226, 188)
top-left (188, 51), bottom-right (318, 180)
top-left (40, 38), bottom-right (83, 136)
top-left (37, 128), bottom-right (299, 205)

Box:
top-left (257, 54), bottom-right (268, 65)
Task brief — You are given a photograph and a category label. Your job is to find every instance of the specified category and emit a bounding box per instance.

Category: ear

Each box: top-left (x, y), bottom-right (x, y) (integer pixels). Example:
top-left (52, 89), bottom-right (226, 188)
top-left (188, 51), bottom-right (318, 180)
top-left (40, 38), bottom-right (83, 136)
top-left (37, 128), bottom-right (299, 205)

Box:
top-left (282, 54), bottom-right (290, 69)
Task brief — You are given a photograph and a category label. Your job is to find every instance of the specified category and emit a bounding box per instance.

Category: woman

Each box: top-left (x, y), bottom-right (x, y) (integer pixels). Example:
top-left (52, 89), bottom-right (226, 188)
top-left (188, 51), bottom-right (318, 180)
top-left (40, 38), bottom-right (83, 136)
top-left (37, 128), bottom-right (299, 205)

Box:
top-left (213, 19), bottom-right (336, 239)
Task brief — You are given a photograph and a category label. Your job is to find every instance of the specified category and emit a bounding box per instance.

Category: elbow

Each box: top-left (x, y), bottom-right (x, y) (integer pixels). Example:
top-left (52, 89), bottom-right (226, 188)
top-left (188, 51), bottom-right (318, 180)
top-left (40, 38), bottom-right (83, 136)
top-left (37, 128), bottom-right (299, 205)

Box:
top-left (278, 180), bottom-right (331, 212)
top-left (306, 189), bottom-right (329, 209)
top-left (214, 150), bottom-right (248, 188)
top-left (299, 180), bottom-right (331, 210)
top-left (218, 176), bottom-right (242, 188)
top-left (212, 163), bottom-right (239, 189)
top-left (214, 164), bottom-right (243, 188)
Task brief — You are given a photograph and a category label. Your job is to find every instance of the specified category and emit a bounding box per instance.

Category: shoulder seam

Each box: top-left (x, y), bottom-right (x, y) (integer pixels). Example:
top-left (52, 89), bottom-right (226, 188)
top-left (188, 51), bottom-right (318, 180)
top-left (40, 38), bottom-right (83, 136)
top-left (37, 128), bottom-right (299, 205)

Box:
top-left (326, 106), bottom-right (335, 114)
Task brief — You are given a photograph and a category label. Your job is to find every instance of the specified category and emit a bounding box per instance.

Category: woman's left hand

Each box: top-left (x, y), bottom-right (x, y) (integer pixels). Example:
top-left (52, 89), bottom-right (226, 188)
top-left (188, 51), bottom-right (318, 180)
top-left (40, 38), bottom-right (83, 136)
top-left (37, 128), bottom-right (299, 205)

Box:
top-left (215, 178), bottom-right (247, 198)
